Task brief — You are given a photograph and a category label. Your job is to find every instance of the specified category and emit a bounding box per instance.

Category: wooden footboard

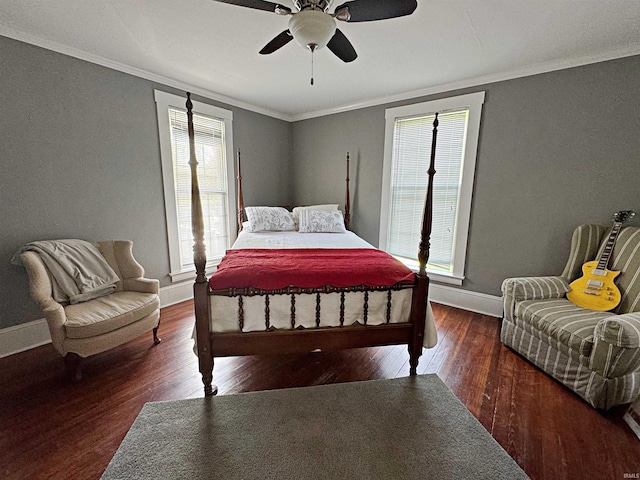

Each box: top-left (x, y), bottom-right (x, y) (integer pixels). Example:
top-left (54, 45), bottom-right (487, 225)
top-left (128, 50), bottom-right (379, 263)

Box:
top-left (210, 324), bottom-right (414, 356)
top-left (187, 92), bottom-right (437, 396)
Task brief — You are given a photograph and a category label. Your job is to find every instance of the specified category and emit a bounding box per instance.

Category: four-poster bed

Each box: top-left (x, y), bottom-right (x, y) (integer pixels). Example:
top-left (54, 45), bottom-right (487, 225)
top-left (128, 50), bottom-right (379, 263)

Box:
top-left (186, 93), bottom-right (439, 396)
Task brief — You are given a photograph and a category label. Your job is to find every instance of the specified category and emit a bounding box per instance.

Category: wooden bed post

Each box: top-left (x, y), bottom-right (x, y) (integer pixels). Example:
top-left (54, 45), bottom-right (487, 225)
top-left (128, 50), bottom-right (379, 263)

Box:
top-left (418, 113), bottom-right (438, 276)
top-left (344, 152), bottom-right (351, 231)
top-left (408, 113), bottom-right (439, 375)
top-left (186, 92), bottom-right (217, 396)
top-left (237, 149), bottom-right (244, 232)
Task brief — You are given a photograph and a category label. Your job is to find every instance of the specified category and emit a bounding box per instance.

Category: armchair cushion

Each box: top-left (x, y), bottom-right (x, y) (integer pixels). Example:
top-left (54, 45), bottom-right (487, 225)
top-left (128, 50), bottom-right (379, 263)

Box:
top-left (515, 298), bottom-right (614, 356)
top-left (64, 291), bottom-right (160, 339)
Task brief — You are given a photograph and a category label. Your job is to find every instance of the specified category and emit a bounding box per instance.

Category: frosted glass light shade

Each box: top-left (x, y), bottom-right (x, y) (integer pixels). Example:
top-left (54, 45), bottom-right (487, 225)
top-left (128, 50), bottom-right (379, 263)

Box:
top-left (289, 10), bottom-right (336, 50)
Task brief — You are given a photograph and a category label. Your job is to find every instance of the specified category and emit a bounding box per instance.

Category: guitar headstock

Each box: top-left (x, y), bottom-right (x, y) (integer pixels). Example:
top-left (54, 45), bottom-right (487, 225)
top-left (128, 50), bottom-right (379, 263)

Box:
top-left (613, 210), bottom-right (635, 224)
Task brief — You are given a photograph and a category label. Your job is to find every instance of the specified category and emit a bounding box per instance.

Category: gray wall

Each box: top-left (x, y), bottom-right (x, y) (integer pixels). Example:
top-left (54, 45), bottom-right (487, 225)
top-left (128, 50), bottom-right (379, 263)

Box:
top-left (291, 55), bottom-right (640, 296)
top-left (291, 106), bottom-right (385, 244)
top-left (2, 32), bottom-right (639, 330)
top-left (0, 36), bottom-right (291, 329)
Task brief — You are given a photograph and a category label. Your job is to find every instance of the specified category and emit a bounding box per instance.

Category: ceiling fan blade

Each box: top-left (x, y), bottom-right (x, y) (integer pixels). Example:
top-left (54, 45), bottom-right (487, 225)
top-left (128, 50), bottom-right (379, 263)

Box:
top-left (334, 0), bottom-right (417, 22)
top-left (327, 29), bottom-right (357, 63)
top-left (259, 30), bottom-right (294, 54)
top-left (213, 0), bottom-right (291, 15)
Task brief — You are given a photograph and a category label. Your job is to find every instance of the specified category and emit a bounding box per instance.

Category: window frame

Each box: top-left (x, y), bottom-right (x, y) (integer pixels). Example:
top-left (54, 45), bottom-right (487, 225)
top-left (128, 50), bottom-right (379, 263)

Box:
top-left (154, 90), bottom-right (237, 283)
top-left (379, 91), bottom-right (485, 286)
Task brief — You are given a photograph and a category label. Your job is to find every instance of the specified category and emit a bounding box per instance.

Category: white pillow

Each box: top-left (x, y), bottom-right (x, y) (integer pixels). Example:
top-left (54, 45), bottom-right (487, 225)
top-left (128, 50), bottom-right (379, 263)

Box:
top-left (244, 206), bottom-right (296, 232)
top-left (292, 204), bottom-right (339, 225)
top-left (298, 209), bottom-right (347, 233)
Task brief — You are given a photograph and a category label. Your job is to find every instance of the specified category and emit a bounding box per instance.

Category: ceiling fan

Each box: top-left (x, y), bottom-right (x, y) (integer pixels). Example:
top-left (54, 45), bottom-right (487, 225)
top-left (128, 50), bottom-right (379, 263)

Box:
top-left (214, 0), bottom-right (418, 63)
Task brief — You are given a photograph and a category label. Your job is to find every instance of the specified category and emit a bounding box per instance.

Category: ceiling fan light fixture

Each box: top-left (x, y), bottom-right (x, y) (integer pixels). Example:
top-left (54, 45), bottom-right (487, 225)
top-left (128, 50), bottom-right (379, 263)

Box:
top-left (288, 10), bottom-right (336, 50)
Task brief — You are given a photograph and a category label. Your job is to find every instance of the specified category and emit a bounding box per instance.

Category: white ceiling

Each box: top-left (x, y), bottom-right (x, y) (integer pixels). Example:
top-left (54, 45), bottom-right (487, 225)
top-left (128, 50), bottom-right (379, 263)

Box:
top-left (2, 0), bottom-right (640, 121)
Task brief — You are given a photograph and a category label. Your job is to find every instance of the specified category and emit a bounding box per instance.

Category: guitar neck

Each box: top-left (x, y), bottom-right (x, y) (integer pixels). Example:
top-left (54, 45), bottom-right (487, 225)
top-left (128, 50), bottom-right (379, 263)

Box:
top-left (597, 223), bottom-right (623, 271)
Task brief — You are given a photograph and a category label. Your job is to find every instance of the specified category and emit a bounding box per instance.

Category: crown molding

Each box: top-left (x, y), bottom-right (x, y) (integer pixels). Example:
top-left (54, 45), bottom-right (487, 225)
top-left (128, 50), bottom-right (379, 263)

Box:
top-left (289, 45), bottom-right (640, 122)
top-left (2, 26), bottom-right (639, 124)
top-left (0, 27), bottom-right (292, 122)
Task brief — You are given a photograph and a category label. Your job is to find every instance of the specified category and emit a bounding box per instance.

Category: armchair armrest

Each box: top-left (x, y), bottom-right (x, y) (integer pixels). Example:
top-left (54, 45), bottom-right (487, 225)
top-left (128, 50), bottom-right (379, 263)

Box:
top-left (42, 304), bottom-right (67, 354)
top-left (20, 251), bottom-right (59, 309)
top-left (123, 277), bottom-right (159, 295)
top-left (595, 313), bottom-right (640, 349)
top-left (501, 276), bottom-right (570, 322)
top-left (590, 312), bottom-right (640, 378)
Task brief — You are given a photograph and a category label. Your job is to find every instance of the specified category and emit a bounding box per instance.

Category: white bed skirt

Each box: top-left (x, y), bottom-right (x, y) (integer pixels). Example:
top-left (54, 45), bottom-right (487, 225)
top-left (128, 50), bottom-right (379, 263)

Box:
top-left (203, 290), bottom-right (437, 349)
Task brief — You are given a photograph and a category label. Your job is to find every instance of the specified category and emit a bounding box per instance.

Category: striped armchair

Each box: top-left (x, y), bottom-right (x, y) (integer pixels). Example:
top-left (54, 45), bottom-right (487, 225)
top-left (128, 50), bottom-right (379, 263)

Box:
top-left (501, 224), bottom-right (640, 410)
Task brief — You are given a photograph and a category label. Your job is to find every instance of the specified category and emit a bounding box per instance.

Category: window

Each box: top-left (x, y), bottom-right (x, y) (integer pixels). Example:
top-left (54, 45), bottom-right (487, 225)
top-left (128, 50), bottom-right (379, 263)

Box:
top-left (155, 90), bottom-right (236, 283)
top-left (379, 92), bottom-right (484, 286)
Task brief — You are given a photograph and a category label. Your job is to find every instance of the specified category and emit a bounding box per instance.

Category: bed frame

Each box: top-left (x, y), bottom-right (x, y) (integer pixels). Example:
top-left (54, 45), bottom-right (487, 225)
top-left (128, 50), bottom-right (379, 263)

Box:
top-left (187, 93), bottom-right (438, 396)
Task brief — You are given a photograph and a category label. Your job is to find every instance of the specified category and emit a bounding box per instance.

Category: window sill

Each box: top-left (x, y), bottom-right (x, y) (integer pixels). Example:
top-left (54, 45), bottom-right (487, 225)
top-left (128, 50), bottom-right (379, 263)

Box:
top-left (169, 261), bottom-right (221, 283)
top-left (393, 257), bottom-right (464, 286)
top-left (425, 272), bottom-right (464, 286)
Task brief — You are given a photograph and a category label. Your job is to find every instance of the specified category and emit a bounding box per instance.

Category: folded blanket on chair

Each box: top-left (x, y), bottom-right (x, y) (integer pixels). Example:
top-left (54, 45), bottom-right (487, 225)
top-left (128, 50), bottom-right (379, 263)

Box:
top-left (12, 239), bottom-right (120, 304)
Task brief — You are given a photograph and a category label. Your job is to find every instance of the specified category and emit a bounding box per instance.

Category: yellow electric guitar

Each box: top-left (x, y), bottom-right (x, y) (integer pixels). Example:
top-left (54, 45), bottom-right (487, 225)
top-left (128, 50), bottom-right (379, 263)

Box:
top-left (567, 210), bottom-right (635, 311)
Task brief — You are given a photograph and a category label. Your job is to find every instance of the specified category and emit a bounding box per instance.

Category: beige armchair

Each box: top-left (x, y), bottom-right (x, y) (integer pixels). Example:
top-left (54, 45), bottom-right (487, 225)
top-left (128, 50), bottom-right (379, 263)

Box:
top-left (20, 240), bottom-right (160, 380)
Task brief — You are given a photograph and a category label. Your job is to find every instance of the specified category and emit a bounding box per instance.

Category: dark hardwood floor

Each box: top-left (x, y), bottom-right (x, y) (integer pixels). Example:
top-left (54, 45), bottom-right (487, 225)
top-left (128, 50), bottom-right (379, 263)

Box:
top-left (1, 301), bottom-right (639, 479)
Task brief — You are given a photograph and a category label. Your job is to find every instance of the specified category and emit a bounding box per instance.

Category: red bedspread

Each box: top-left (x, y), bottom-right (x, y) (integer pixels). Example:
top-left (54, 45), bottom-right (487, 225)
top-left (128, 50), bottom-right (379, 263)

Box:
top-left (208, 249), bottom-right (415, 291)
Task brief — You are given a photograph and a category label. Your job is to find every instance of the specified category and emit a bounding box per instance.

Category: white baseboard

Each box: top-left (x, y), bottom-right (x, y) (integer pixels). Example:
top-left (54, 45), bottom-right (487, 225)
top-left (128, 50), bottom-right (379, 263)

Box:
top-left (0, 282), bottom-right (501, 359)
top-left (158, 281), bottom-right (195, 308)
top-left (429, 283), bottom-right (503, 318)
top-left (0, 318), bottom-right (52, 359)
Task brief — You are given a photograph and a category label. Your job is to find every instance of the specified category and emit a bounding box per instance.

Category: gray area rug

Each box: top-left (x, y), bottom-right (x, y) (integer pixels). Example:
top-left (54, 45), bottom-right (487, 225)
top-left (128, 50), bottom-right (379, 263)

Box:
top-left (102, 375), bottom-right (528, 479)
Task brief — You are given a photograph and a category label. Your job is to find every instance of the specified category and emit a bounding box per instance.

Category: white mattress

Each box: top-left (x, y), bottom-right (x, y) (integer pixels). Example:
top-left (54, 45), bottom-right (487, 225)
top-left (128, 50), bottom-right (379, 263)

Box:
top-left (231, 230), bottom-right (374, 250)
top-left (204, 230), bottom-right (437, 348)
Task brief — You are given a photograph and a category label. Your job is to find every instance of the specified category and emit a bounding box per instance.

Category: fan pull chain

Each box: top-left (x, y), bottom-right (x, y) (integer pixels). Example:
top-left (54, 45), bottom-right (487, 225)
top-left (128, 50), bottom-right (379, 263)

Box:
top-left (310, 48), bottom-right (314, 86)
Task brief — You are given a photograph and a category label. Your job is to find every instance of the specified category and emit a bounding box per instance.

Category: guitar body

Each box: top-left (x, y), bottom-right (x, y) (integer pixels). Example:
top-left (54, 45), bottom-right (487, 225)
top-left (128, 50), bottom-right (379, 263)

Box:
top-left (567, 261), bottom-right (621, 311)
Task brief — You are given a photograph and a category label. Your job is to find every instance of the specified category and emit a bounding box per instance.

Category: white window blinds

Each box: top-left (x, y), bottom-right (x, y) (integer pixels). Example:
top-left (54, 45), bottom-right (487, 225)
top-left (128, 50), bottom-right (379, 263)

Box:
top-left (387, 109), bottom-right (469, 273)
top-left (168, 108), bottom-right (230, 270)
top-left (381, 92), bottom-right (484, 285)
